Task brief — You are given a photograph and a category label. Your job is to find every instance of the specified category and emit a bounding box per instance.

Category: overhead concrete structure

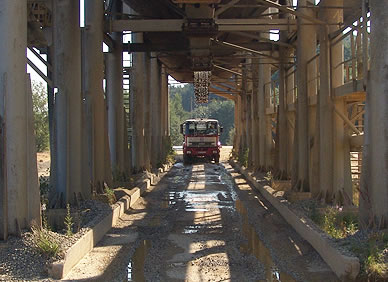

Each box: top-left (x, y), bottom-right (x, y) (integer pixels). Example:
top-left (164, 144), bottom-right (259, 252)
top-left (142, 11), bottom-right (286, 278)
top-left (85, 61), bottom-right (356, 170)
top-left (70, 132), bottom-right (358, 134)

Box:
top-left (1, 0), bottom-right (387, 238)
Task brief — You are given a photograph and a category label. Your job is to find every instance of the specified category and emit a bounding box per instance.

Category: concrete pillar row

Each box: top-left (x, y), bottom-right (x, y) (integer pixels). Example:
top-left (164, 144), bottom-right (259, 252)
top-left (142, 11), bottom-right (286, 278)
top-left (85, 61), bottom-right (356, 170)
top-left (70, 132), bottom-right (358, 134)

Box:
top-left (0, 0), bottom-right (40, 238)
top-left (84, 0), bottom-right (112, 189)
top-left (360, 0), bottom-right (388, 228)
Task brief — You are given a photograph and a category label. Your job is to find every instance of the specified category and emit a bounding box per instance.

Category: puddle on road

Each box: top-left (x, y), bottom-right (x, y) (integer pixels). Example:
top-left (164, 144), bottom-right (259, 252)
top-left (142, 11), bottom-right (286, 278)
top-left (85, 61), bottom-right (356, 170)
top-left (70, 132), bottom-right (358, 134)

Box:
top-left (236, 200), bottom-right (296, 282)
top-left (127, 240), bottom-right (151, 282)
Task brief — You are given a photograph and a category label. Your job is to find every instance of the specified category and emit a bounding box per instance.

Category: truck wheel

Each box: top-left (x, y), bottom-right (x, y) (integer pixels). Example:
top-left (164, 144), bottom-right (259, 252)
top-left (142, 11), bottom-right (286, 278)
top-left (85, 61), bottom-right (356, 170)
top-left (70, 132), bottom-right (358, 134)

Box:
top-left (215, 156), bottom-right (220, 164)
top-left (183, 155), bottom-right (190, 165)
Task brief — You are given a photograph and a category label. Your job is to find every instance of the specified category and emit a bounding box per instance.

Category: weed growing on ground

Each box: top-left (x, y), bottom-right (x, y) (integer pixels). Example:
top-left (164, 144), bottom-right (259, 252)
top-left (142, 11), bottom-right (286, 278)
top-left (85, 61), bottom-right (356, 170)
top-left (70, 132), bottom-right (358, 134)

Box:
top-left (238, 148), bottom-right (249, 167)
top-left (351, 231), bottom-right (388, 279)
top-left (64, 203), bottom-right (73, 236)
top-left (31, 224), bottom-right (60, 258)
top-left (112, 166), bottom-right (131, 182)
top-left (309, 206), bottom-right (359, 239)
top-left (104, 185), bottom-right (116, 205)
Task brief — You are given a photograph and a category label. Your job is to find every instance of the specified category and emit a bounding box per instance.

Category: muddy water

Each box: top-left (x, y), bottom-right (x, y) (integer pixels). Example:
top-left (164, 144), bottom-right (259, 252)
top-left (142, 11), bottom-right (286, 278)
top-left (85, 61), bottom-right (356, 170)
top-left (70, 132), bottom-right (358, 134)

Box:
top-left (125, 162), bottom-right (302, 281)
top-left (236, 200), bottom-right (296, 282)
top-left (127, 240), bottom-right (151, 282)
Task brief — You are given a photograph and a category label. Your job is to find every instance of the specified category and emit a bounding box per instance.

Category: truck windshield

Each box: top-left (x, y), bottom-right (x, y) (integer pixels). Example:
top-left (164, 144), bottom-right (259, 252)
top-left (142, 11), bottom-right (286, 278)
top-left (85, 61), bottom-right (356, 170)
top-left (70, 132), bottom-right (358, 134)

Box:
top-left (185, 121), bottom-right (218, 135)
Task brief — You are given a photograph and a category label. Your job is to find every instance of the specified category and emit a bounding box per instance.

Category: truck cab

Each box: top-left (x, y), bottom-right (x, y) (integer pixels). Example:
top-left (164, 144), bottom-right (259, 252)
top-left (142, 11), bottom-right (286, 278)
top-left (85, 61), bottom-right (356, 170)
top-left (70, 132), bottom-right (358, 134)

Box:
top-left (180, 118), bottom-right (223, 164)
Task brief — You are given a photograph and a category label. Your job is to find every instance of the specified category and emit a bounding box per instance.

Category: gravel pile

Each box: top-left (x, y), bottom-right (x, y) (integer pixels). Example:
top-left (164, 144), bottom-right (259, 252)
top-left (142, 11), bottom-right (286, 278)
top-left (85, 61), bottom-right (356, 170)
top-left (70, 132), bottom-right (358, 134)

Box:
top-left (0, 199), bottom-right (112, 281)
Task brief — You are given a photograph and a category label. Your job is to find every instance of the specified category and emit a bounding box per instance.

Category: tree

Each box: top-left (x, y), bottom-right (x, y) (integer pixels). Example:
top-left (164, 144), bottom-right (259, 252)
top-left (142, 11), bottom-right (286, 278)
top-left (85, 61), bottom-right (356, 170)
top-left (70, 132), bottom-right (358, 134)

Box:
top-left (169, 91), bottom-right (190, 146)
top-left (31, 81), bottom-right (49, 152)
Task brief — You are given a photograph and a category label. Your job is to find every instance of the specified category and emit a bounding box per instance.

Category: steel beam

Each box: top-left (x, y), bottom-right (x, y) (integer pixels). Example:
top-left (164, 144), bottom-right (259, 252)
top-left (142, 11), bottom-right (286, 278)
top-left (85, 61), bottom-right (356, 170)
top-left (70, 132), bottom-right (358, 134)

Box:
top-left (108, 18), bottom-right (297, 32)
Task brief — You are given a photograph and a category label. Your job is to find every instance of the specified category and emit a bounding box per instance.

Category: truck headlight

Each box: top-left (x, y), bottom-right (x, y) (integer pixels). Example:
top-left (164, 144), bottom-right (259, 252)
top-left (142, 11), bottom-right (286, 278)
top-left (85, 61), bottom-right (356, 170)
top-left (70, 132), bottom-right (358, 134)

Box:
top-left (213, 150), bottom-right (217, 154)
top-left (187, 151), bottom-right (192, 154)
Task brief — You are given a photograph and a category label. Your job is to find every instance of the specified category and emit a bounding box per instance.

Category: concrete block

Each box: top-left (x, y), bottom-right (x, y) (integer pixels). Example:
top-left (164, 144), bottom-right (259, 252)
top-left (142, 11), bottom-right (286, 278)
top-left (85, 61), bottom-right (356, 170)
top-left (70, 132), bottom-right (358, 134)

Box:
top-left (285, 191), bottom-right (312, 203)
top-left (271, 180), bottom-right (292, 191)
top-left (230, 160), bottom-right (360, 280)
top-left (48, 168), bottom-right (167, 279)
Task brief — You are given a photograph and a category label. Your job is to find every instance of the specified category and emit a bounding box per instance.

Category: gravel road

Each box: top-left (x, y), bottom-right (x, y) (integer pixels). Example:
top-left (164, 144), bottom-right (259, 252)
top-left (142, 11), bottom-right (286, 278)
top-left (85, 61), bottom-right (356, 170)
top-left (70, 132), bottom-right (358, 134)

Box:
top-left (65, 154), bottom-right (338, 282)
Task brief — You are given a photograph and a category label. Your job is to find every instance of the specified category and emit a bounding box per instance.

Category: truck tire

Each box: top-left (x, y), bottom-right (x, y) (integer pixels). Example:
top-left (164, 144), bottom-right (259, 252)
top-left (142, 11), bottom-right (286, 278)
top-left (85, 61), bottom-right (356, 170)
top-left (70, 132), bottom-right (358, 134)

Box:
top-left (215, 156), bottom-right (220, 164)
top-left (183, 154), bottom-right (190, 165)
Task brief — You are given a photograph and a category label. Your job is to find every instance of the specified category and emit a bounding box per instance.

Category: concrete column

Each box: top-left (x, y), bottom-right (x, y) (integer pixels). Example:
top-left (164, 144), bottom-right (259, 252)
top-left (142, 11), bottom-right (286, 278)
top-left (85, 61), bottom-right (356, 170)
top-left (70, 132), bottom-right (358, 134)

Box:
top-left (360, 0), bottom-right (388, 228)
top-left (318, 0), bottom-right (350, 203)
top-left (106, 47), bottom-right (125, 174)
top-left (245, 62), bottom-right (253, 168)
top-left (295, 0), bottom-right (316, 191)
top-left (84, 0), bottom-right (111, 187)
top-left (240, 71), bottom-right (247, 156)
top-left (0, 0), bottom-right (40, 237)
top-left (330, 0), bottom-right (351, 205)
top-left (150, 54), bottom-right (162, 168)
top-left (130, 31), bottom-right (146, 172)
top-left (277, 0), bottom-right (292, 178)
top-left (106, 1), bottom-right (125, 175)
top-left (160, 65), bottom-right (169, 161)
top-left (263, 62), bottom-right (273, 169)
top-left (286, 66), bottom-right (295, 174)
top-left (143, 53), bottom-right (151, 171)
top-left (251, 58), bottom-right (259, 170)
top-left (258, 57), bottom-right (266, 169)
top-left (53, 0), bottom-right (84, 203)
top-left (278, 48), bottom-right (288, 177)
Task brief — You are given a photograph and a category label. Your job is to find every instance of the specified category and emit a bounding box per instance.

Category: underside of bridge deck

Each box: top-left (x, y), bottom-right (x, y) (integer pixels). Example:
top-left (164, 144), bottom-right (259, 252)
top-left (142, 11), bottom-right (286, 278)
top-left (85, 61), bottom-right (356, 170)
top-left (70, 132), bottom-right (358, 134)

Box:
top-left (0, 0), bottom-right (387, 245)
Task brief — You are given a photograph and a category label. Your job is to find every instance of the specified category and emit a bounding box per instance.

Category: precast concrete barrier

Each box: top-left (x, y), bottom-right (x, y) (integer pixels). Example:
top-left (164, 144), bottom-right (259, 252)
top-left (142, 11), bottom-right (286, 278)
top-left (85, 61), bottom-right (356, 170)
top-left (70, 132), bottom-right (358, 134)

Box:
top-left (229, 160), bottom-right (360, 281)
top-left (48, 164), bottom-right (172, 279)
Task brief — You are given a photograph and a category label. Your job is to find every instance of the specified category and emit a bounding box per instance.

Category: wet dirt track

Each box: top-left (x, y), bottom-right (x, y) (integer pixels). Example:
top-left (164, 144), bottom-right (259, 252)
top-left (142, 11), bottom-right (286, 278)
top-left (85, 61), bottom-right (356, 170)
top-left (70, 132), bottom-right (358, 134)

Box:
top-left (65, 157), bottom-right (338, 282)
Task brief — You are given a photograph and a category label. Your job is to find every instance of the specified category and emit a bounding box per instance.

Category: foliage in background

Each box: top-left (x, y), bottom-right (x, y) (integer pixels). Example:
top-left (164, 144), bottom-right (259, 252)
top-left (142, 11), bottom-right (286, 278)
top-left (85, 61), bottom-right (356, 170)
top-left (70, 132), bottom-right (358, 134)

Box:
top-left (169, 84), bottom-right (235, 146)
top-left (32, 82), bottom-right (49, 152)
top-left (169, 92), bottom-right (190, 146)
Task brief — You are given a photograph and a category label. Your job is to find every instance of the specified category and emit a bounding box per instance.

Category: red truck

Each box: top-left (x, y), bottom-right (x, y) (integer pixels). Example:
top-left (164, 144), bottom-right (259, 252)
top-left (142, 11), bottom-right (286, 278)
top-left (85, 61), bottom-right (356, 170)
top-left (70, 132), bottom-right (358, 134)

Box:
top-left (180, 118), bottom-right (223, 164)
